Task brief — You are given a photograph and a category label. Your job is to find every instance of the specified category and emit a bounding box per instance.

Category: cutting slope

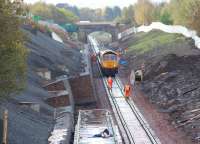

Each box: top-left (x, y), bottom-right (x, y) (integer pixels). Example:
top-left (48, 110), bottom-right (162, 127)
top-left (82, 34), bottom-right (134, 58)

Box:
top-left (0, 26), bottom-right (82, 144)
top-left (121, 30), bottom-right (200, 143)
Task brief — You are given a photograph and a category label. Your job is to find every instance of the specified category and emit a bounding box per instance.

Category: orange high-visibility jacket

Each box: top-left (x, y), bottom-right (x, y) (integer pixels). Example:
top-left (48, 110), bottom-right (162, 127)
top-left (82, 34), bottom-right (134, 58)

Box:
top-left (107, 77), bottom-right (113, 89)
top-left (124, 85), bottom-right (131, 98)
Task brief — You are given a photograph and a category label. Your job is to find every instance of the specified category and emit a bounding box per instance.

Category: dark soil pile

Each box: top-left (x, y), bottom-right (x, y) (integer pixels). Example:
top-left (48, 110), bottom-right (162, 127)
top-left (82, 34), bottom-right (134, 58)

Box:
top-left (121, 30), bottom-right (200, 143)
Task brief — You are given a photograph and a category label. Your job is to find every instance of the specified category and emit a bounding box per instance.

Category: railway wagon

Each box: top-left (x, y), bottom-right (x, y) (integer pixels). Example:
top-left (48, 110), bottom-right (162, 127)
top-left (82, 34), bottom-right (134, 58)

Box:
top-left (99, 50), bottom-right (119, 77)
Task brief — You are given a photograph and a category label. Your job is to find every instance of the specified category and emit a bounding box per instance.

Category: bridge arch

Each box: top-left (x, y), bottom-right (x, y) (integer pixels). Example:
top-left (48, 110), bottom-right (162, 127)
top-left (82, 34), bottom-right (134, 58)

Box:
top-left (76, 22), bottom-right (119, 43)
top-left (88, 31), bottom-right (112, 44)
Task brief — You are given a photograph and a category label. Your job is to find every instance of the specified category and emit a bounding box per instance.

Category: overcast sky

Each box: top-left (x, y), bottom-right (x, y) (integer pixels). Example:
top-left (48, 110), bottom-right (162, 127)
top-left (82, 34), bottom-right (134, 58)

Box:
top-left (24, 0), bottom-right (170, 8)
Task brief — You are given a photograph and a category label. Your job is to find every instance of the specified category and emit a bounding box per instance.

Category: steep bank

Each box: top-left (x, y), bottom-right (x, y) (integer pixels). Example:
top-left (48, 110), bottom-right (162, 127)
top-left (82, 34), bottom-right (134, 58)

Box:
top-left (0, 26), bottom-right (82, 144)
top-left (121, 30), bottom-right (200, 143)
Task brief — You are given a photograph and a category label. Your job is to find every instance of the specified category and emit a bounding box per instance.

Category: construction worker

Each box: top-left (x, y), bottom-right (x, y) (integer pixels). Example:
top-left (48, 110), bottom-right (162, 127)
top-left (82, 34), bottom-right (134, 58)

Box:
top-left (124, 84), bottom-right (131, 98)
top-left (91, 54), bottom-right (96, 62)
top-left (107, 76), bottom-right (113, 90)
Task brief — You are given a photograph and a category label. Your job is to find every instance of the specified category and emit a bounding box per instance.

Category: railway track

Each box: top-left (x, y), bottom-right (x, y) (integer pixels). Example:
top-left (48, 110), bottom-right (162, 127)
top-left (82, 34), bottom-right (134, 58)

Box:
top-left (101, 75), bottom-right (161, 144)
top-left (89, 36), bottom-right (161, 144)
top-left (115, 77), bottom-right (160, 144)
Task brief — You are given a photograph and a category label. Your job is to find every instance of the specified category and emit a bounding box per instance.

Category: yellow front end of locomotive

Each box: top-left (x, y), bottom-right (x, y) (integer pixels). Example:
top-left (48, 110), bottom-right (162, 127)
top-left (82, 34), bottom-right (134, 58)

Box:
top-left (102, 60), bottom-right (118, 69)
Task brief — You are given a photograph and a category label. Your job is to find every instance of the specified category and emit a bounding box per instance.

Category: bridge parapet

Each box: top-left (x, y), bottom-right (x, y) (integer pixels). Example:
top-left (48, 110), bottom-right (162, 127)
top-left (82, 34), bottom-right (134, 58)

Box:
top-left (77, 22), bottom-right (119, 43)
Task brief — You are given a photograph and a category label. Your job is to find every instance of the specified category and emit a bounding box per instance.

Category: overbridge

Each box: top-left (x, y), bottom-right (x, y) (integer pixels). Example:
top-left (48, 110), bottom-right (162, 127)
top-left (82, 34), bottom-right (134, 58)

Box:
top-left (76, 22), bottom-right (119, 43)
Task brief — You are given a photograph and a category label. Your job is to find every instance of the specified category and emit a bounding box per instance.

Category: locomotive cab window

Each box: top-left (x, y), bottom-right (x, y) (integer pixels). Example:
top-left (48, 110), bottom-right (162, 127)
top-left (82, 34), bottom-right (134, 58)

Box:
top-left (103, 54), bottom-right (117, 61)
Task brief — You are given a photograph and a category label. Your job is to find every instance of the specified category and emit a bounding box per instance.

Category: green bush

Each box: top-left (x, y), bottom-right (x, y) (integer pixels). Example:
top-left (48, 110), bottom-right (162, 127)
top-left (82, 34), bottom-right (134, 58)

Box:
top-left (0, 0), bottom-right (27, 97)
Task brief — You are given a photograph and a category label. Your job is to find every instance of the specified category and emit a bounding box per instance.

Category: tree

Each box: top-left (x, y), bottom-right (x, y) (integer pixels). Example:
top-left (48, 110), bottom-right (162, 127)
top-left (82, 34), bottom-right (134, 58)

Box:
top-left (94, 8), bottom-right (104, 21)
top-left (57, 8), bottom-right (79, 23)
top-left (169, 0), bottom-right (200, 34)
top-left (0, 0), bottom-right (27, 97)
top-left (187, 0), bottom-right (200, 34)
top-left (29, 2), bottom-right (53, 20)
top-left (55, 3), bottom-right (122, 22)
top-left (134, 0), bottom-right (154, 25)
top-left (127, 5), bottom-right (136, 25)
top-left (104, 7), bottom-right (114, 21)
top-left (29, 2), bottom-right (79, 24)
top-left (121, 7), bottom-right (131, 24)
top-left (160, 9), bottom-right (173, 25)
top-left (113, 6), bottom-right (121, 19)
top-left (115, 5), bottom-right (135, 25)
top-left (71, 6), bottom-right (80, 17)
top-left (151, 4), bottom-right (162, 21)
top-left (79, 8), bottom-right (95, 21)
top-left (56, 3), bottom-right (80, 17)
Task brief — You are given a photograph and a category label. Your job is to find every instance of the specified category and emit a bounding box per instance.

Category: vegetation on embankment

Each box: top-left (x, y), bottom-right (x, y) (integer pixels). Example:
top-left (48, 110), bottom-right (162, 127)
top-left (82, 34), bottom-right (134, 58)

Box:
top-left (28, 2), bottom-right (79, 24)
top-left (123, 30), bottom-right (200, 143)
top-left (0, 0), bottom-right (27, 97)
top-left (127, 30), bottom-right (186, 54)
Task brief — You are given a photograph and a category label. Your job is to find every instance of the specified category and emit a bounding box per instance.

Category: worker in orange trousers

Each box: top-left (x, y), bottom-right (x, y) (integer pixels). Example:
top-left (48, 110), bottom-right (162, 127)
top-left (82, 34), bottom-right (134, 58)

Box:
top-left (107, 76), bottom-right (113, 90)
top-left (124, 84), bottom-right (131, 98)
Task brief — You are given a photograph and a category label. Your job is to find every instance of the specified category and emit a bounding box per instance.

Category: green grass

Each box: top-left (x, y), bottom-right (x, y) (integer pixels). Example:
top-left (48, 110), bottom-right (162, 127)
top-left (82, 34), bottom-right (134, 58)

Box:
top-left (127, 30), bottom-right (186, 54)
